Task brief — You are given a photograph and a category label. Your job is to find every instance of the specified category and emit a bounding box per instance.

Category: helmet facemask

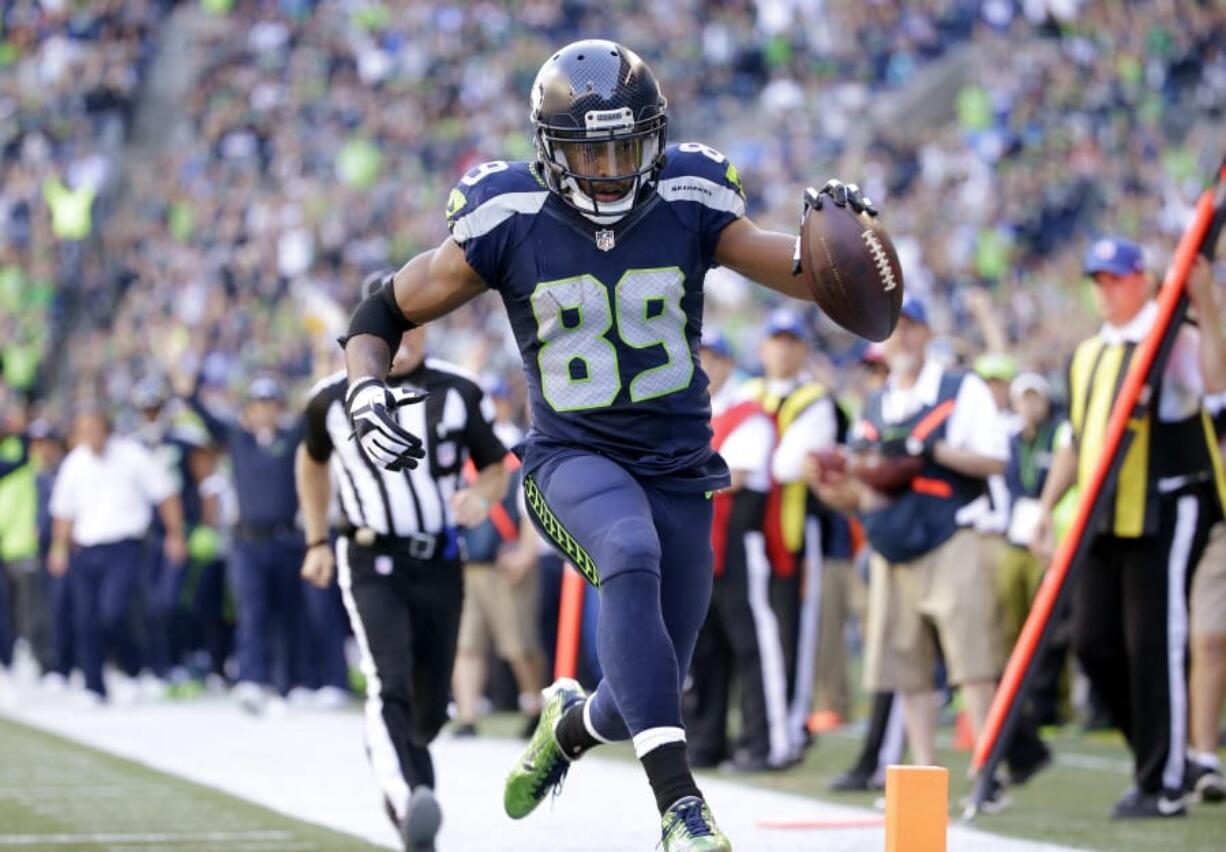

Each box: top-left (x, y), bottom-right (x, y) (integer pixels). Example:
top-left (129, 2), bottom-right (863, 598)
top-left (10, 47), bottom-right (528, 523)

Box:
top-left (535, 108), bottom-right (667, 221)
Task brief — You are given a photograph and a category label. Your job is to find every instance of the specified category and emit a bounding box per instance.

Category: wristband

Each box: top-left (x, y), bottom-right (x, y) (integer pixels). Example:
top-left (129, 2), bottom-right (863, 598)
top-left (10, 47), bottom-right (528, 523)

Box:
top-left (307, 539), bottom-right (330, 551)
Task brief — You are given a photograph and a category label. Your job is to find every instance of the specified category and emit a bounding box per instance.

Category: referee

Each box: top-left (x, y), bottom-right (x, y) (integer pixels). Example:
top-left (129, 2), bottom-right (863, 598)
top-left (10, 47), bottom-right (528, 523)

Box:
top-left (1034, 239), bottom-right (1226, 819)
top-left (297, 304), bottom-right (508, 851)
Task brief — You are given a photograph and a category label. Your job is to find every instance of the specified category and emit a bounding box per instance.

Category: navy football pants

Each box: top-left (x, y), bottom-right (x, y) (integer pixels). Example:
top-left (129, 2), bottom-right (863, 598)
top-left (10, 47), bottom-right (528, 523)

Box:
top-left (525, 450), bottom-right (714, 742)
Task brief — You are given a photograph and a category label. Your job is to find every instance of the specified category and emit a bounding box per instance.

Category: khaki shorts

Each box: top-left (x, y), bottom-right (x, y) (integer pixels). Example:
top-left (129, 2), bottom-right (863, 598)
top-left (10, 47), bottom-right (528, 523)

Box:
top-left (1192, 521), bottom-right (1226, 637)
top-left (864, 529), bottom-right (1004, 693)
top-left (457, 562), bottom-right (540, 659)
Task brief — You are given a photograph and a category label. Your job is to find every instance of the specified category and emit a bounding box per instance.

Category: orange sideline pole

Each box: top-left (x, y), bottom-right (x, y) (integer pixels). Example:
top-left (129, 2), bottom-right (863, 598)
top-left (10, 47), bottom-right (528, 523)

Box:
top-left (554, 563), bottom-right (586, 680)
top-left (970, 161), bottom-right (1226, 791)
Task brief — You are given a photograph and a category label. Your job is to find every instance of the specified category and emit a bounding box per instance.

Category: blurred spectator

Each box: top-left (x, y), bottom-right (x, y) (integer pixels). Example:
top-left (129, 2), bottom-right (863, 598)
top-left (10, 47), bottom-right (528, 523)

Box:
top-left (178, 370), bottom-right (310, 711)
top-left (685, 329), bottom-right (788, 771)
top-left (48, 407), bottom-right (186, 704)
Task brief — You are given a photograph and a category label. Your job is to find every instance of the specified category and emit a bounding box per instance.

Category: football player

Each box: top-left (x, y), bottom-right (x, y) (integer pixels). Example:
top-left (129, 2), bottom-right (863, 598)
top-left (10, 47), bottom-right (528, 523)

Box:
top-left (340, 40), bottom-right (880, 851)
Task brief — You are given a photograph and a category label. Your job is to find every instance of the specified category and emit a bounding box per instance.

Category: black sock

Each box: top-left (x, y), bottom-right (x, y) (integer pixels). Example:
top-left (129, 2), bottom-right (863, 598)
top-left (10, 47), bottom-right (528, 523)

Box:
top-left (641, 741), bottom-right (702, 815)
top-left (554, 699), bottom-right (601, 760)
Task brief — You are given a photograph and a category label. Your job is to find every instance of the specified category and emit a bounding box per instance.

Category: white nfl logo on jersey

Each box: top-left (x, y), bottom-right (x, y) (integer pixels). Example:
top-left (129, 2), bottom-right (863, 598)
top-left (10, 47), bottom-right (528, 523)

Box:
top-left (595, 229), bottom-right (615, 251)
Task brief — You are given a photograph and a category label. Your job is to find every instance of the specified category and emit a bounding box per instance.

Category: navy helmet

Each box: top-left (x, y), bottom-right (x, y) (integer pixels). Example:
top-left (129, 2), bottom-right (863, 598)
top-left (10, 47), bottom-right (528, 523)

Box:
top-left (530, 40), bottom-right (668, 220)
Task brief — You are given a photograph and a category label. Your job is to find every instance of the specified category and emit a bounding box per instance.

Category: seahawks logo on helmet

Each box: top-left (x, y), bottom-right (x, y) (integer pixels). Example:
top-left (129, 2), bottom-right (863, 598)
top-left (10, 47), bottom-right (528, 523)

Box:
top-left (529, 40), bottom-right (668, 223)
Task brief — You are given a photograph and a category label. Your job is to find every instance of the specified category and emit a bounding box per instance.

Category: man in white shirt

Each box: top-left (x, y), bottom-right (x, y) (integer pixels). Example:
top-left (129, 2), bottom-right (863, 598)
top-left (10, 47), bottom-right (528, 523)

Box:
top-left (813, 297), bottom-right (1010, 803)
top-left (48, 408), bottom-right (186, 702)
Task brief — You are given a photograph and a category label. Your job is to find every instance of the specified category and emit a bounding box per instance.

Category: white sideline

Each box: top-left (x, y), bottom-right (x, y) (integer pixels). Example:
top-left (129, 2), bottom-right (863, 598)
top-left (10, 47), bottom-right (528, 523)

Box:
top-left (2, 693), bottom-right (1081, 851)
top-left (0, 831), bottom-right (293, 846)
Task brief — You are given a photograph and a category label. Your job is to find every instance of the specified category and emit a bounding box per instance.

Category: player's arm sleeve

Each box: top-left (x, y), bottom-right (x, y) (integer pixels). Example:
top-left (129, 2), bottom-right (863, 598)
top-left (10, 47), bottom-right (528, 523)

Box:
top-left (303, 385), bottom-right (336, 463)
top-left (949, 374), bottom-right (1009, 461)
top-left (461, 384), bottom-right (508, 471)
top-left (772, 399), bottom-right (837, 482)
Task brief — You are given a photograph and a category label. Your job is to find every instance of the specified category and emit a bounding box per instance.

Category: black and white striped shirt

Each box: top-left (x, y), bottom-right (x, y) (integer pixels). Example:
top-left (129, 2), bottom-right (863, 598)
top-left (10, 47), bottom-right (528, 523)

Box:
top-left (303, 360), bottom-right (507, 536)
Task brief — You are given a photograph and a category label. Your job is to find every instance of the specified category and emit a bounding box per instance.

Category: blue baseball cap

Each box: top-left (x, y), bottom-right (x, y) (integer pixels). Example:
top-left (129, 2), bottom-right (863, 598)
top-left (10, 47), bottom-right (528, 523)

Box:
top-left (699, 328), bottom-right (733, 359)
top-left (1083, 236), bottom-right (1145, 277)
top-left (764, 308), bottom-right (808, 340)
top-left (132, 377), bottom-right (168, 410)
top-left (248, 376), bottom-right (284, 403)
top-left (900, 295), bottom-right (928, 326)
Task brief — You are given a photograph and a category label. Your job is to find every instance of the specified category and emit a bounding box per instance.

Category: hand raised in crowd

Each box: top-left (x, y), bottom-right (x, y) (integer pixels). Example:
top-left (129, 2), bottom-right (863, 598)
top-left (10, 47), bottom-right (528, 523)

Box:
top-left (301, 544), bottom-right (336, 589)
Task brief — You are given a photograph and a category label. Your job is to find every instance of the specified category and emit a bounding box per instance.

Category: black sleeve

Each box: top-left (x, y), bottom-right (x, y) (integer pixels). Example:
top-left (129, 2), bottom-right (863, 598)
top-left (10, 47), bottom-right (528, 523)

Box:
top-left (459, 383), bottom-right (507, 470)
top-left (187, 388), bottom-right (233, 444)
top-left (303, 383), bottom-right (340, 462)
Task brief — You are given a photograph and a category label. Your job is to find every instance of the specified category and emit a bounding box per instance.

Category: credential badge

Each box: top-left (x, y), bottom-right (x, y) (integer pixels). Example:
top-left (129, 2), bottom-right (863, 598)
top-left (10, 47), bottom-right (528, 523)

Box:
top-left (595, 229), bottom-right (615, 252)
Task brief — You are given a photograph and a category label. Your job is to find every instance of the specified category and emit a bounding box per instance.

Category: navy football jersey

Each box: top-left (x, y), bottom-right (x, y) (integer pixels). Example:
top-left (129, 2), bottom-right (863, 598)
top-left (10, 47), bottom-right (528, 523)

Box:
top-left (447, 143), bottom-right (747, 491)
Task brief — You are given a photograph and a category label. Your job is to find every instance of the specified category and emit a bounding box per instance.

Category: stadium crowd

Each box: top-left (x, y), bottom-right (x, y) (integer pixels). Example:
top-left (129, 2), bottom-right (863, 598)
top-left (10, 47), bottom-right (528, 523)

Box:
top-left (2, 0), bottom-right (1226, 826)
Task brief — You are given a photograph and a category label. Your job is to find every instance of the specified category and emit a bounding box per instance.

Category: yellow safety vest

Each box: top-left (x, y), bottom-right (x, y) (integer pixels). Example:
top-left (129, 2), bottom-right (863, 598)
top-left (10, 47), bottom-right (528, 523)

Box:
top-left (1068, 335), bottom-right (1226, 538)
top-left (742, 378), bottom-right (829, 552)
top-left (0, 437), bottom-right (37, 561)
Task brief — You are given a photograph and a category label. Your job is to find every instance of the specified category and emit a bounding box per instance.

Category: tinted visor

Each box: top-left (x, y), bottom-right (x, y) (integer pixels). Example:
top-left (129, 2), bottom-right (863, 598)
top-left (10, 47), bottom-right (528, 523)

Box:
top-left (544, 116), bottom-right (663, 203)
top-left (555, 136), bottom-right (644, 180)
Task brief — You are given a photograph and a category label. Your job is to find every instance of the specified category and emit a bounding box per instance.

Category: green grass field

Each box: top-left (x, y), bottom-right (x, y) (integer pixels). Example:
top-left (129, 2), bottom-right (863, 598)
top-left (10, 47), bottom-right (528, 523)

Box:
top-left (475, 713), bottom-right (1226, 852)
top-left (4, 711), bottom-right (1223, 851)
top-left (0, 716), bottom-right (377, 851)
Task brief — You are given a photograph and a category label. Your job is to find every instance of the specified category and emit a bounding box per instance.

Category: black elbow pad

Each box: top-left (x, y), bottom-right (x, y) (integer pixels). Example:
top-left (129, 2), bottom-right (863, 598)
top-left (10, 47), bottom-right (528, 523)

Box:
top-left (338, 281), bottom-right (417, 356)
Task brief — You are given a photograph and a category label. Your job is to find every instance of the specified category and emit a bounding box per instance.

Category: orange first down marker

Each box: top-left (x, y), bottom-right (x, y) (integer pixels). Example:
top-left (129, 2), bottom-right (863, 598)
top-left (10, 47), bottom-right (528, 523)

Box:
top-left (884, 765), bottom-right (947, 852)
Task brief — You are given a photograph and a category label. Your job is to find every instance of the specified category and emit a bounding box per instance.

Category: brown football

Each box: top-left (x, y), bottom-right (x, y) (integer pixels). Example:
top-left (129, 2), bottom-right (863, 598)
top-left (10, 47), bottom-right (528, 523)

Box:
top-left (798, 202), bottom-right (904, 342)
top-left (849, 450), bottom-right (923, 495)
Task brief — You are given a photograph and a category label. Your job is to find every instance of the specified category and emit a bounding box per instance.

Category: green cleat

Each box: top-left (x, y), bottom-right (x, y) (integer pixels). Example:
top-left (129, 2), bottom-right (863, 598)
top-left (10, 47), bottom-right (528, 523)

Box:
top-left (661, 796), bottom-right (732, 851)
top-left (503, 677), bottom-right (586, 819)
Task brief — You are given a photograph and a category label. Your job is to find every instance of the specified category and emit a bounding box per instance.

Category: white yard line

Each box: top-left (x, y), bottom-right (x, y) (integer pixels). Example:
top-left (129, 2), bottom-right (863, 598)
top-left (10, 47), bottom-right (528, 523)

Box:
top-left (3, 694), bottom-right (1082, 851)
top-left (0, 831), bottom-right (294, 846)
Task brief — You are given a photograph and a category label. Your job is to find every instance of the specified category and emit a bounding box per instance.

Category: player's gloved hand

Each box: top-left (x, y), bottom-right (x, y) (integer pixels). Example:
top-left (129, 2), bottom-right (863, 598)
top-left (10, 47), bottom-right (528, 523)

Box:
top-left (346, 377), bottom-right (428, 471)
top-left (807, 180), bottom-right (878, 217)
top-left (793, 180), bottom-right (880, 274)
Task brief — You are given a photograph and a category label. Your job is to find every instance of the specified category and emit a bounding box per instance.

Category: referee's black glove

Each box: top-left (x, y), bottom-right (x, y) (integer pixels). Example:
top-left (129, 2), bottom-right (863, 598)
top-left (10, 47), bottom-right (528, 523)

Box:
top-left (346, 378), bottom-right (427, 472)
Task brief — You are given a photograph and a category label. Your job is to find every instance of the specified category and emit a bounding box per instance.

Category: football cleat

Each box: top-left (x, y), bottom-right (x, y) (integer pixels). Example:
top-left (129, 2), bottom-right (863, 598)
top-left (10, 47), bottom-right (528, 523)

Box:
top-left (503, 677), bottom-right (585, 819)
top-left (400, 786), bottom-right (442, 852)
top-left (660, 796), bottom-right (731, 851)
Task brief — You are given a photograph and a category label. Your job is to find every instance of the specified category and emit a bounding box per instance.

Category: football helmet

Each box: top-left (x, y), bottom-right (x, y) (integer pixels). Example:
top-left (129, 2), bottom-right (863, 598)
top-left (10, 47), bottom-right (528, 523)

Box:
top-left (530, 40), bottom-right (668, 221)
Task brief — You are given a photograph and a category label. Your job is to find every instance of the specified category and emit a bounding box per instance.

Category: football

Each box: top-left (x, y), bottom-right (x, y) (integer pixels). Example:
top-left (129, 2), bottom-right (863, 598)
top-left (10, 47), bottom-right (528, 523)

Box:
top-left (849, 450), bottom-right (923, 495)
top-left (798, 201), bottom-right (904, 342)
top-left (809, 447), bottom-right (848, 483)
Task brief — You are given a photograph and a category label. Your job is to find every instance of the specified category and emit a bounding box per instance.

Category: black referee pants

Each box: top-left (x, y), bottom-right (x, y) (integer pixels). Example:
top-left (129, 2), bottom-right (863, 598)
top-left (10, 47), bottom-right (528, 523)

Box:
top-left (1074, 486), bottom-right (1216, 795)
top-left (337, 537), bottom-right (463, 821)
top-left (686, 494), bottom-right (791, 768)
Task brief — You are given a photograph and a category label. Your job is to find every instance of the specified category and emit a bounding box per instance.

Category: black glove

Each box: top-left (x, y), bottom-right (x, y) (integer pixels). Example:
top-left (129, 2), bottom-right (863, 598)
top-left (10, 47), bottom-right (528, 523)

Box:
top-left (793, 180), bottom-right (880, 273)
top-left (806, 179), bottom-right (878, 217)
top-left (346, 378), bottom-right (428, 472)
